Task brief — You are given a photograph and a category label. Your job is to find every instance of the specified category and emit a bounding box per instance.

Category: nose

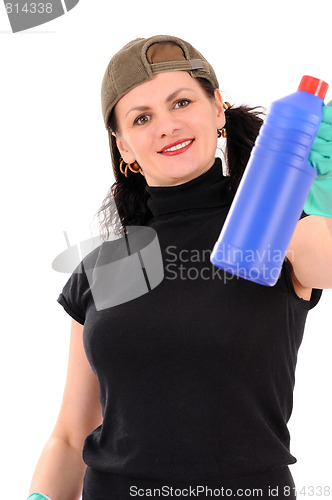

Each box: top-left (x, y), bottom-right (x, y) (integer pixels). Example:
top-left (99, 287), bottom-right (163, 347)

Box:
top-left (154, 110), bottom-right (182, 139)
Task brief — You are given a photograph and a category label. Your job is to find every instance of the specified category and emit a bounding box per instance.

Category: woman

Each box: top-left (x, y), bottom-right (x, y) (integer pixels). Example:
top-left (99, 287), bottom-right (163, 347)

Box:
top-left (28, 35), bottom-right (332, 500)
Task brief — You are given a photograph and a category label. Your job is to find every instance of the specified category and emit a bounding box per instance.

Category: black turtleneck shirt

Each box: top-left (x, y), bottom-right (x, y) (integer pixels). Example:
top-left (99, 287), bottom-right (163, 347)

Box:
top-left (57, 158), bottom-right (322, 499)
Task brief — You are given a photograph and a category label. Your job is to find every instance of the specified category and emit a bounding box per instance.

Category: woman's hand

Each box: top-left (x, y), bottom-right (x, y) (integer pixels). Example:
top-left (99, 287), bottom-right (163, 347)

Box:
top-left (286, 103), bottom-right (332, 290)
top-left (304, 100), bottom-right (332, 218)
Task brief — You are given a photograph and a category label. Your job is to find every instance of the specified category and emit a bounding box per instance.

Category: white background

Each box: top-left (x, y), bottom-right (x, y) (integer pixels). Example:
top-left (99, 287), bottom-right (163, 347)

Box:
top-left (0, 0), bottom-right (331, 498)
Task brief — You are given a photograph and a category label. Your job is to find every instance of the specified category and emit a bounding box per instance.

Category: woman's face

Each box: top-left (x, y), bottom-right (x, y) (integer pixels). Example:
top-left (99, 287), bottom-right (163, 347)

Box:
top-left (113, 71), bottom-right (225, 187)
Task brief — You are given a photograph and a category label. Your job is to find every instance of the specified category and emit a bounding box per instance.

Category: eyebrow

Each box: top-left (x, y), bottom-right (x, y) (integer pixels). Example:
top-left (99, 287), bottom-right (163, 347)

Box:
top-left (125, 87), bottom-right (195, 118)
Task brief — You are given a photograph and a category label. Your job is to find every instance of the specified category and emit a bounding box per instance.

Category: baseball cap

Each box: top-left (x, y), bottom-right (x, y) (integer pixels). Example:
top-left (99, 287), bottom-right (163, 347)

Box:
top-left (101, 34), bottom-right (219, 129)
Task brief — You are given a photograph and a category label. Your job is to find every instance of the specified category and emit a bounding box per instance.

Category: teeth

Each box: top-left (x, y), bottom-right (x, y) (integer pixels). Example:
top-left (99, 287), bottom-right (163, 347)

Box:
top-left (163, 140), bottom-right (193, 152)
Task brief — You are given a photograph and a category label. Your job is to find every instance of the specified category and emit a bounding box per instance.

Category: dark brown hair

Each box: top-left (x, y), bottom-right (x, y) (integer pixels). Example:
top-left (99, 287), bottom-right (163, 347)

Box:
top-left (95, 77), bottom-right (264, 240)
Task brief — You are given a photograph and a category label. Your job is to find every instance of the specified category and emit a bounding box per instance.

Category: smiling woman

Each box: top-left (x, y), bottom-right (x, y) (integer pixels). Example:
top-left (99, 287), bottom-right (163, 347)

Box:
top-left (112, 71), bottom-right (225, 187)
top-left (28, 34), bottom-right (329, 500)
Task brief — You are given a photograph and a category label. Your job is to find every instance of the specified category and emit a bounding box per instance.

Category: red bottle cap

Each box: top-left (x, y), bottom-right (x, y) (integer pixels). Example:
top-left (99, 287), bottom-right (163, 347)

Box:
top-left (298, 75), bottom-right (329, 99)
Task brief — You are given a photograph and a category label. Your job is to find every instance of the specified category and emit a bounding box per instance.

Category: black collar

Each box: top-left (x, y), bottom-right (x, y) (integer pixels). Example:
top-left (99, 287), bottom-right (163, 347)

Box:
top-left (145, 158), bottom-right (230, 217)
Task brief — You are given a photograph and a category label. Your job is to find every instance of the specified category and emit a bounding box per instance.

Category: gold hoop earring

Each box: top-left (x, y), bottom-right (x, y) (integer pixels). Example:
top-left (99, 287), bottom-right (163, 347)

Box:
top-left (119, 158), bottom-right (144, 177)
top-left (218, 102), bottom-right (231, 139)
top-left (217, 128), bottom-right (227, 138)
top-left (128, 161), bottom-right (144, 176)
top-left (119, 158), bottom-right (129, 177)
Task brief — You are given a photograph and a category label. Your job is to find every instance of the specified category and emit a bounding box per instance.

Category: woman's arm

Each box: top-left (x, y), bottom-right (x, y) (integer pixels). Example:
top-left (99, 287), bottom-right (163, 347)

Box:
top-left (28, 436), bottom-right (87, 500)
top-left (286, 215), bottom-right (332, 290)
top-left (29, 319), bottom-right (103, 500)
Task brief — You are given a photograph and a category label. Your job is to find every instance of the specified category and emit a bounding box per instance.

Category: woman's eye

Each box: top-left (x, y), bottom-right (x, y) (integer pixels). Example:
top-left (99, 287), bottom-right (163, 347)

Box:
top-left (174, 99), bottom-right (191, 109)
top-left (134, 114), bottom-right (150, 126)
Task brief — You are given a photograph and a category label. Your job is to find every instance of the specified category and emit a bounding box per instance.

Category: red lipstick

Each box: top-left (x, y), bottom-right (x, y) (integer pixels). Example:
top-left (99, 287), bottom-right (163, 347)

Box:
top-left (158, 138), bottom-right (194, 156)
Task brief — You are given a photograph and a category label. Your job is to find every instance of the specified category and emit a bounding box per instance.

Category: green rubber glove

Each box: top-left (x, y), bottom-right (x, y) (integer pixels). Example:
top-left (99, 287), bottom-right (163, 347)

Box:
top-left (28, 494), bottom-right (53, 500)
top-left (304, 100), bottom-right (332, 217)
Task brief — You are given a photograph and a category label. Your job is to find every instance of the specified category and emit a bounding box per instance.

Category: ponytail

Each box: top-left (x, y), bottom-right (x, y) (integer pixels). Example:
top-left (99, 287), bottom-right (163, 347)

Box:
top-left (224, 105), bottom-right (264, 192)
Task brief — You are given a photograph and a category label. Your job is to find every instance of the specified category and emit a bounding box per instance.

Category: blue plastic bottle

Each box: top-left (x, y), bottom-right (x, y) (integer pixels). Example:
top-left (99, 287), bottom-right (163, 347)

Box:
top-left (210, 75), bottom-right (329, 286)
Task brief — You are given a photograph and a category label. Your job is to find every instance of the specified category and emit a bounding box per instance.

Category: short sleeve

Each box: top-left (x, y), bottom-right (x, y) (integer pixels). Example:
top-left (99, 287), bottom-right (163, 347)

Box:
top-left (281, 209), bottom-right (323, 311)
top-left (283, 259), bottom-right (323, 310)
top-left (57, 260), bottom-right (91, 325)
